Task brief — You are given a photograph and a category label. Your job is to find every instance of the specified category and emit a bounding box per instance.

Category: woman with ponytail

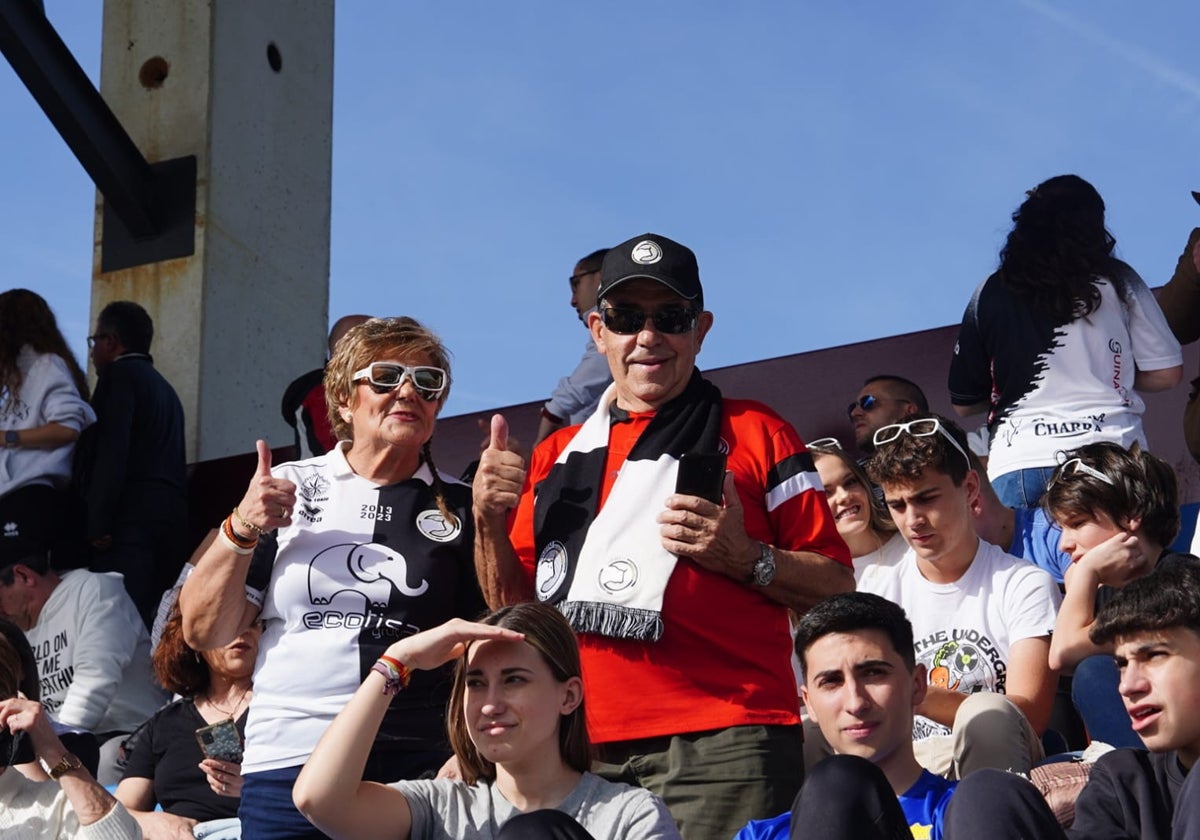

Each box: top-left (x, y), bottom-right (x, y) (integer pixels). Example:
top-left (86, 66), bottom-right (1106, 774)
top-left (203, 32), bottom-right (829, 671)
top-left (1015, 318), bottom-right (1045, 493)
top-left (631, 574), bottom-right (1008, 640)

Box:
top-left (180, 317), bottom-right (485, 840)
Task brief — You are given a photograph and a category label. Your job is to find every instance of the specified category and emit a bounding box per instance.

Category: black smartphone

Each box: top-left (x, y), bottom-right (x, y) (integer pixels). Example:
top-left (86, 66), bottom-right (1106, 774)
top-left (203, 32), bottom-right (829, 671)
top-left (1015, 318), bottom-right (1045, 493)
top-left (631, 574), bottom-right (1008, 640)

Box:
top-left (0, 727), bottom-right (35, 767)
top-left (675, 452), bottom-right (727, 503)
top-left (195, 719), bottom-right (244, 763)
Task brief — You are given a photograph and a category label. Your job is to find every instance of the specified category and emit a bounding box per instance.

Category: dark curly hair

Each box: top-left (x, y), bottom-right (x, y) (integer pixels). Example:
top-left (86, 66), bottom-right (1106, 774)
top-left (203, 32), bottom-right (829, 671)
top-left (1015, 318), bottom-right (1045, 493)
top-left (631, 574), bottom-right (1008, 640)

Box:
top-left (997, 174), bottom-right (1125, 323)
top-left (0, 289), bottom-right (90, 402)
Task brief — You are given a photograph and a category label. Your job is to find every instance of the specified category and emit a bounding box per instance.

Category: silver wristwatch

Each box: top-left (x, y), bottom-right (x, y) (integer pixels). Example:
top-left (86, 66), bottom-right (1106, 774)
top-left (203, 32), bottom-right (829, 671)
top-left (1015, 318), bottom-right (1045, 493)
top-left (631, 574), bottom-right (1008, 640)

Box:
top-left (751, 542), bottom-right (777, 586)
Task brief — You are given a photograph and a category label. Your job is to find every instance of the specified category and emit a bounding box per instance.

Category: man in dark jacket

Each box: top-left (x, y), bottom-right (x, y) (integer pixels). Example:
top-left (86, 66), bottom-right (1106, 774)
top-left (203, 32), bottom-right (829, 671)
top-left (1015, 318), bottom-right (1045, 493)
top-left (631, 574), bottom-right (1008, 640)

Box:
top-left (76, 301), bottom-right (186, 627)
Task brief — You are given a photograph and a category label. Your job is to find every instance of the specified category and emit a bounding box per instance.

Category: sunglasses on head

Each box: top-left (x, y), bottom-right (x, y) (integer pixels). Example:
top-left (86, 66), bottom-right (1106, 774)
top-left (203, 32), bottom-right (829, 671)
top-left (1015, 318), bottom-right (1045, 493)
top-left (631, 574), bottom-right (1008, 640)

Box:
top-left (352, 362), bottom-right (448, 401)
top-left (1052, 456), bottom-right (1115, 487)
top-left (872, 418), bottom-right (972, 469)
top-left (600, 305), bottom-right (699, 336)
top-left (807, 437), bottom-right (843, 451)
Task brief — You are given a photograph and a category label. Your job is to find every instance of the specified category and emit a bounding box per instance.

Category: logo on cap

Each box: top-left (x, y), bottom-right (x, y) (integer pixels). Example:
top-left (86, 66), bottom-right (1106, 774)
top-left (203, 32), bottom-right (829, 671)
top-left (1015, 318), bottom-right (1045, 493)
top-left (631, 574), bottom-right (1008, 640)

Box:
top-left (630, 240), bottom-right (663, 265)
top-left (2, 522), bottom-right (16, 538)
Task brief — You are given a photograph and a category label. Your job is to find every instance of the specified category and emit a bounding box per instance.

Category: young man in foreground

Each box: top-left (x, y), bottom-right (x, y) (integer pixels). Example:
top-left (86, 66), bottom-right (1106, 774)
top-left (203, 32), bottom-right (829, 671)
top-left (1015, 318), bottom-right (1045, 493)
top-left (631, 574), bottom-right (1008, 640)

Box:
top-left (1069, 560), bottom-right (1200, 838)
top-left (737, 592), bottom-right (1062, 840)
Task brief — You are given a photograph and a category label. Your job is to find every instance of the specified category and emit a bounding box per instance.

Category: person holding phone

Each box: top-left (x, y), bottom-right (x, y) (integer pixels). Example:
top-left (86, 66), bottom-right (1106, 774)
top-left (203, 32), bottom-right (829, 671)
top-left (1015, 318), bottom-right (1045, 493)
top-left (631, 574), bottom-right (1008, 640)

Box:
top-left (472, 234), bottom-right (853, 840)
top-left (116, 608), bottom-right (259, 839)
top-left (294, 603), bottom-right (679, 840)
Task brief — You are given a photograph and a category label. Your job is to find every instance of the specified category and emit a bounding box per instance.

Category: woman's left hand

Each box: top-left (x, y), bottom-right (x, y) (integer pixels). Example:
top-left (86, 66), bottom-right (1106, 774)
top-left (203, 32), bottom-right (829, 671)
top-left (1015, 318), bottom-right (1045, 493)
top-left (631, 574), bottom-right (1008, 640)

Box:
top-left (200, 758), bottom-right (243, 798)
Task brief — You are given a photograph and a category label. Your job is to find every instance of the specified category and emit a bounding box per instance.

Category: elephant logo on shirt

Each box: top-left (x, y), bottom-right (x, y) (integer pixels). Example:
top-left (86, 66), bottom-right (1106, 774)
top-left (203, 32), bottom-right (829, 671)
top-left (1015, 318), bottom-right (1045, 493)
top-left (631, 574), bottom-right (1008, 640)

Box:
top-left (308, 542), bottom-right (429, 609)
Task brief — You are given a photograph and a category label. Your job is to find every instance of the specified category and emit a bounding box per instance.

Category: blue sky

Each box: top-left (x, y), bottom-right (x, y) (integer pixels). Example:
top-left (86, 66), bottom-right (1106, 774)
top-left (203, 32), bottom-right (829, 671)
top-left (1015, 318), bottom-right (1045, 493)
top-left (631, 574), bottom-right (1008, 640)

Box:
top-left (4, 2), bottom-right (1198, 418)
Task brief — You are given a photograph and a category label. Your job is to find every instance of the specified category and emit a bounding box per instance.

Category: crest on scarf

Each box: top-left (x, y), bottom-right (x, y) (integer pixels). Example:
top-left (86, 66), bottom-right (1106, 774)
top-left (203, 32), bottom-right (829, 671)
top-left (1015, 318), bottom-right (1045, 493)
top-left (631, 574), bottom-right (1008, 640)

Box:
top-left (536, 541), bottom-right (569, 601)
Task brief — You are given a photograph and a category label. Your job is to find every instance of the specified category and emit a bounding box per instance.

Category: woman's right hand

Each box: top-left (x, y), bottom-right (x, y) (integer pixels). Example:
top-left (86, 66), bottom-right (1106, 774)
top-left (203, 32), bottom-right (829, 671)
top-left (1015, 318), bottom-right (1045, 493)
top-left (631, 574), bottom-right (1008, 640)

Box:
top-left (385, 619), bottom-right (524, 672)
top-left (233, 440), bottom-right (298, 534)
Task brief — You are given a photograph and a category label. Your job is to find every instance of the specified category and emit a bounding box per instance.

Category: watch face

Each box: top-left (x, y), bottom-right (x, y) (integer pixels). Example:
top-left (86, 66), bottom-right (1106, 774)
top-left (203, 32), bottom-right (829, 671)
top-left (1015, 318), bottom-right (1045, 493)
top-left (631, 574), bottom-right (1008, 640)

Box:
top-left (4, 431), bottom-right (17, 446)
top-left (753, 548), bottom-right (777, 586)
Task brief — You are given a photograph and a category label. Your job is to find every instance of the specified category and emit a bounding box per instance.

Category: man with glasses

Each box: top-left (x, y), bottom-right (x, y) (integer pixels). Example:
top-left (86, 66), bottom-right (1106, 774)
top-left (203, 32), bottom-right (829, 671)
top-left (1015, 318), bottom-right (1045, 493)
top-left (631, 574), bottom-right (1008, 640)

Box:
top-left (848, 375), bottom-right (928, 453)
top-left (858, 414), bottom-right (1061, 779)
top-left (75, 301), bottom-right (187, 629)
top-left (535, 247), bottom-right (613, 446)
top-left (473, 232), bottom-right (853, 840)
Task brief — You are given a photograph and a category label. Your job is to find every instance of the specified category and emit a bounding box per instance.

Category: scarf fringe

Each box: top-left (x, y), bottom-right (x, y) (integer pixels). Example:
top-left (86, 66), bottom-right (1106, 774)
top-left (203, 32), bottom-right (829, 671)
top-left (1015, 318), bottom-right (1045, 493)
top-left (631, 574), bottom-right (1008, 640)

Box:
top-left (559, 601), bottom-right (665, 642)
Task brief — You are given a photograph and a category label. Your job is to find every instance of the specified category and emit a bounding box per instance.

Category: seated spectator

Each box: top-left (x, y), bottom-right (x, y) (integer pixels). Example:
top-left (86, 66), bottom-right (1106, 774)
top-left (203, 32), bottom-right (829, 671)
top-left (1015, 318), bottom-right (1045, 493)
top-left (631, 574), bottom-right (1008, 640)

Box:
top-left (846, 375), bottom-right (926, 455)
top-left (737, 592), bottom-right (1065, 840)
top-left (859, 414), bottom-right (1062, 777)
top-left (1044, 442), bottom-right (1194, 749)
top-left (968, 449), bottom-right (1072, 584)
top-left (1069, 560), bottom-right (1200, 838)
top-left (0, 633), bottom-right (140, 839)
top-left (0, 617), bottom-right (100, 780)
top-left (293, 602), bottom-right (680, 840)
top-left (280, 313), bottom-right (370, 458)
top-left (117, 607), bottom-right (258, 839)
top-left (0, 502), bottom-right (167, 785)
top-left (808, 439), bottom-right (905, 581)
top-left (0, 288), bottom-right (95, 540)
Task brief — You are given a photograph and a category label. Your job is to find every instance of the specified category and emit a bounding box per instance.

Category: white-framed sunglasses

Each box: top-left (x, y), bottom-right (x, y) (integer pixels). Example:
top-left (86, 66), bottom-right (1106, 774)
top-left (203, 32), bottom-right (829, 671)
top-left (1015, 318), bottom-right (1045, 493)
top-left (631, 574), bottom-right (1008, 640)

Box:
top-left (1053, 456), bottom-right (1115, 487)
top-left (352, 362), bottom-right (448, 401)
top-left (872, 418), bottom-right (972, 469)
top-left (807, 437), bottom-right (843, 451)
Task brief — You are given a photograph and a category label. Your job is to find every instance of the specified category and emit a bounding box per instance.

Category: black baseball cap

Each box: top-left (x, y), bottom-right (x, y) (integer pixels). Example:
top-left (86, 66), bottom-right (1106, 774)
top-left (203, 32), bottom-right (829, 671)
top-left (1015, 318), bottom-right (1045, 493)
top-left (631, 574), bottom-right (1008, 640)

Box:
top-left (596, 233), bottom-right (703, 309)
top-left (0, 490), bottom-right (86, 572)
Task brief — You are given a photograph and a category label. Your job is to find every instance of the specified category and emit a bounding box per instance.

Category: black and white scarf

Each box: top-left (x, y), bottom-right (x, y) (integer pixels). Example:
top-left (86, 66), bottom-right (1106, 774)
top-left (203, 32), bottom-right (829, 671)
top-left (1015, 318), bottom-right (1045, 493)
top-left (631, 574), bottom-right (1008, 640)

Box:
top-left (533, 371), bottom-right (723, 641)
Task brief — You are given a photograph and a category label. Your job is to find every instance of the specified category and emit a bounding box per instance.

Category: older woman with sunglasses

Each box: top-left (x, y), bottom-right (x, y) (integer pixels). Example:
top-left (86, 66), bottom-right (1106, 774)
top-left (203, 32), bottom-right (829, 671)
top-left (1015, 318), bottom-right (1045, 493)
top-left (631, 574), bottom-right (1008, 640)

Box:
top-left (180, 317), bottom-right (485, 840)
top-left (807, 439), bottom-right (904, 584)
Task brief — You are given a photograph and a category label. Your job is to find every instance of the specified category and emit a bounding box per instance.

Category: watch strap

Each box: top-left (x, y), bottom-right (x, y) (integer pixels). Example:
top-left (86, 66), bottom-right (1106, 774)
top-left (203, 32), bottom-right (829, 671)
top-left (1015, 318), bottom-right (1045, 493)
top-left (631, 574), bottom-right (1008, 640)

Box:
top-left (46, 752), bottom-right (83, 780)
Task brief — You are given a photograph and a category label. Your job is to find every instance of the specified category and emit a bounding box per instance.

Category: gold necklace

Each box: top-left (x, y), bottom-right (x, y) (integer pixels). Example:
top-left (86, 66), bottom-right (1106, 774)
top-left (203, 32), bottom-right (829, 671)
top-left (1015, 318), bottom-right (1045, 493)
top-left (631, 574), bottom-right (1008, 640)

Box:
top-left (205, 683), bottom-right (250, 719)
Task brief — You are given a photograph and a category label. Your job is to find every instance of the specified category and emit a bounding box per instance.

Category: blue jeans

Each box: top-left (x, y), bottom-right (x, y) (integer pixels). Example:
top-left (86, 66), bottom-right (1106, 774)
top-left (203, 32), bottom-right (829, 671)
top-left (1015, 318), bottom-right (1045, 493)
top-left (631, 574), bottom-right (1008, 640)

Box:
top-left (240, 766), bottom-right (331, 840)
top-left (1071, 655), bottom-right (1142, 748)
top-left (193, 818), bottom-right (242, 839)
top-left (992, 466), bottom-right (1057, 509)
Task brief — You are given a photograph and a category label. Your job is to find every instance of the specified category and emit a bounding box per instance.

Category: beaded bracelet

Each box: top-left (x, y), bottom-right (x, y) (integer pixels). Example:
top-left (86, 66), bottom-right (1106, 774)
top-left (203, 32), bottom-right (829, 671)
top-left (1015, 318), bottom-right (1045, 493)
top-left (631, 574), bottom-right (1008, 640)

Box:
top-left (371, 655), bottom-right (412, 695)
top-left (232, 506), bottom-right (268, 538)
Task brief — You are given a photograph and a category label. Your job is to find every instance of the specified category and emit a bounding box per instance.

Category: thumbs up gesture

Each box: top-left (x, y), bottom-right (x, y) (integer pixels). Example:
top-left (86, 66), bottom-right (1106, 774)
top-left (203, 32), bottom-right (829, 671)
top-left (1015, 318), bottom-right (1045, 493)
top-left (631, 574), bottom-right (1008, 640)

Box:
top-left (472, 414), bottom-right (527, 519)
top-left (231, 440), bottom-right (299, 538)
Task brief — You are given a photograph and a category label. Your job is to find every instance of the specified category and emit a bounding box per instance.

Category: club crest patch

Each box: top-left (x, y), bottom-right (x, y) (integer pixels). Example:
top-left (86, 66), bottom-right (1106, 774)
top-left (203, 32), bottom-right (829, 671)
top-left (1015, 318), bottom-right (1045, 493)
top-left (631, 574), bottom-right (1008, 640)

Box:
top-left (598, 558), bottom-right (639, 594)
top-left (536, 541), bottom-right (569, 600)
top-left (415, 509), bottom-right (462, 543)
top-left (630, 240), bottom-right (662, 265)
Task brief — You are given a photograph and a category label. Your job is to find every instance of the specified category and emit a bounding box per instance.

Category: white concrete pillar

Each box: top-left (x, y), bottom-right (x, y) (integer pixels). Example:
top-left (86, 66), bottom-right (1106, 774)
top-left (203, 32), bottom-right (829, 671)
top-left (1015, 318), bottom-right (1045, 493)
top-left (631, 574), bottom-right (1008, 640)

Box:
top-left (92, 0), bottom-right (333, 461)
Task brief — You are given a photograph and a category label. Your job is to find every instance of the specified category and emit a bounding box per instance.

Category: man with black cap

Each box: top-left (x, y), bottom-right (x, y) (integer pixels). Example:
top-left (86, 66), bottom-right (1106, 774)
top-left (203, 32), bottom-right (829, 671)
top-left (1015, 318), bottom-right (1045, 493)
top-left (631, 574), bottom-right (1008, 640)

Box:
top-left (473, 233), bottom-right (854, 840)
top-left (0, 497), bottom-right (165, 786)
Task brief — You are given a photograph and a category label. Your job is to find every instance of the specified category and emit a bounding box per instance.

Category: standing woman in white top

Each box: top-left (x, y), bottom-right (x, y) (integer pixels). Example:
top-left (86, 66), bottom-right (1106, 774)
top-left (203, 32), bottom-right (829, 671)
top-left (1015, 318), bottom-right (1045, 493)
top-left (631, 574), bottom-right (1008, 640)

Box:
top-left (948, 175), bottom-right (1182, 508)
top-left (0, 289), bottom-right (95, 519)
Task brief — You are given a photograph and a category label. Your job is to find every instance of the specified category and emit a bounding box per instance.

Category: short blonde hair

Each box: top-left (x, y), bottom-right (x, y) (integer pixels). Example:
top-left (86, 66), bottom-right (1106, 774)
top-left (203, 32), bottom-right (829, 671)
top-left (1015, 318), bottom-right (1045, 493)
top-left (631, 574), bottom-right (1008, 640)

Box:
top-left (324, 317), bottom-right (453, 443)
